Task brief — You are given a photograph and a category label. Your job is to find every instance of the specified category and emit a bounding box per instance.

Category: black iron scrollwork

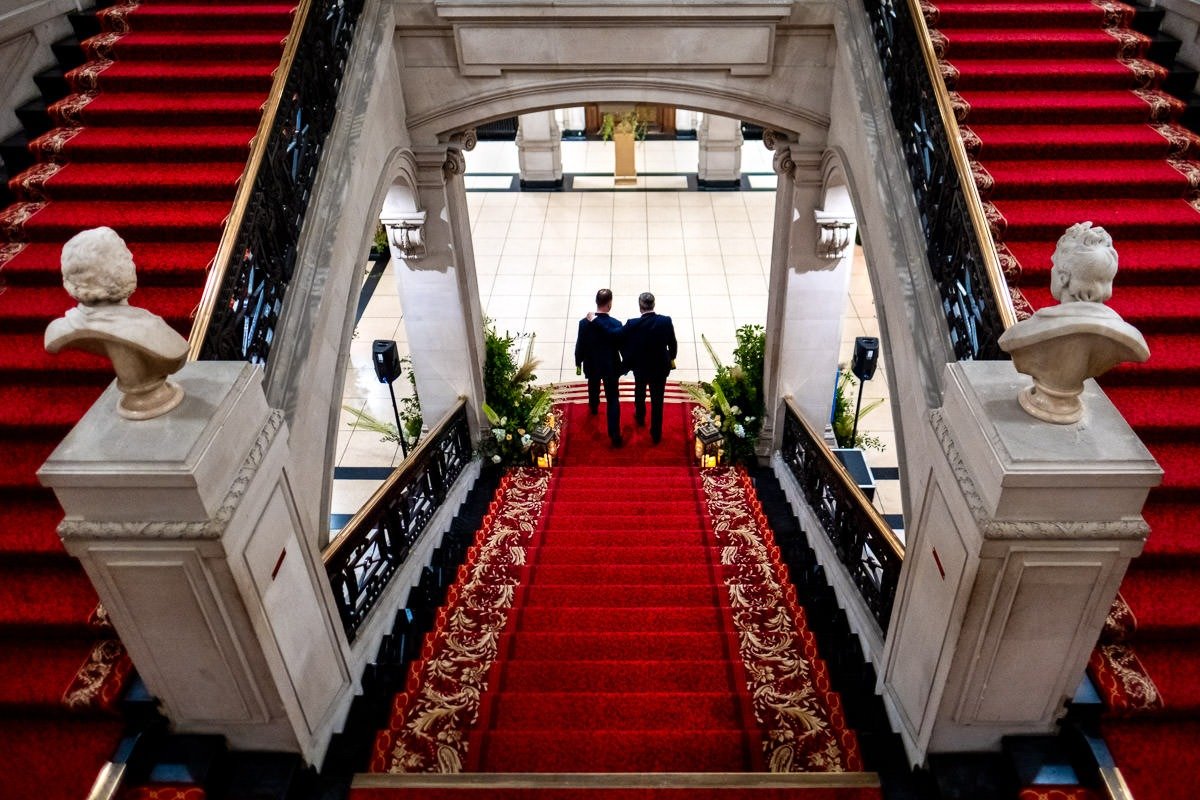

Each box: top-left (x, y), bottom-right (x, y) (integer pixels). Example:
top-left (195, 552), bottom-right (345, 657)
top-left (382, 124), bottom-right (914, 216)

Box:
top-left (199, 0), bottom-right (365, 363)
top-left (781, 402), bottom-right (901, 633)
top-left (862, 0), bottom-right (1008, 361)
top-left (324, 402), bottom-right (473, 642)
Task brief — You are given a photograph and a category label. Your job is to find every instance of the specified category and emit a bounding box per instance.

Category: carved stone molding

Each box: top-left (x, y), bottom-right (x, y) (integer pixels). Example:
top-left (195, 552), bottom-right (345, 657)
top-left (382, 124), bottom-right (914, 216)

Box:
top-left (928, 408), bottom-right (1151, 540)
top-left (58, 410), bottom-right (286, 541)
top-left (442, 148), bottom-right (467, 179)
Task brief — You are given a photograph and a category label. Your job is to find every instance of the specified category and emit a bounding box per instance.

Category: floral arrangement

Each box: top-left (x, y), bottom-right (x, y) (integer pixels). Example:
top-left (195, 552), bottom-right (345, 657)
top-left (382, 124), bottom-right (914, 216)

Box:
top-left (832, 367), bottom-right (885, 451)
top-left (479, 319), bottom-right (554, 466)
top-left (684, 324), bottom-right (765, 464)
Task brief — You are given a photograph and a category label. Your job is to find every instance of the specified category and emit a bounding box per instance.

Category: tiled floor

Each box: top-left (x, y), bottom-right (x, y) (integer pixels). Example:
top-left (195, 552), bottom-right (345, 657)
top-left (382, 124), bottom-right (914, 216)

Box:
top-left (331, 139), bottom-right (903, 536)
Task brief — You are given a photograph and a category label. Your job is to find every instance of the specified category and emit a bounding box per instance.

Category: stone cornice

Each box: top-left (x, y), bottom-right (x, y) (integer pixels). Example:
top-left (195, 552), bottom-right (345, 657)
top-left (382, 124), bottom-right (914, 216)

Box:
top-left (929, 408), bottom-right (1150, 541)
top-left (58, 410), bottom-right (286, 541)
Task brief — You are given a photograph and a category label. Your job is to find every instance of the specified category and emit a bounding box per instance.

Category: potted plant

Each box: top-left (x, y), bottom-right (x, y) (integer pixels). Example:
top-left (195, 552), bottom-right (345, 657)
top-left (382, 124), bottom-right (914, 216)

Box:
top-left (598, 111), bottom-right (647, 185)
top-left (682, 324), bottom-right (766, 464)
top-left (479, 319), bottom-right (554, 467)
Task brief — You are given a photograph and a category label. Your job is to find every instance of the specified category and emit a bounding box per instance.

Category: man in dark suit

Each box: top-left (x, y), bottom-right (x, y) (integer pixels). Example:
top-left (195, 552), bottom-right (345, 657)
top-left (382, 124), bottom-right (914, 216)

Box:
top-left (574, 288), bottom-right (625, 447)
top-left (621, 291), bottom-right (677, 444)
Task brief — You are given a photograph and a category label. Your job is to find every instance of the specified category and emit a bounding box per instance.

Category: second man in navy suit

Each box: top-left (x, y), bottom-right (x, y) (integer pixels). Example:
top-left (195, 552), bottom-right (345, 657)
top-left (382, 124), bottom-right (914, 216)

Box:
top-left (574, 288), bottom-right (625, 447)
top-left (621, 292), bottom-right (678, 444)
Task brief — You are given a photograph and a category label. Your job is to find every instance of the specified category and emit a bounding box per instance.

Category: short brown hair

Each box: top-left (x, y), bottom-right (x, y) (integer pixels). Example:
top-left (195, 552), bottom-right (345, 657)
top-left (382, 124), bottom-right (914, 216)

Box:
top-left (596, 288), bottom-right (613, 307)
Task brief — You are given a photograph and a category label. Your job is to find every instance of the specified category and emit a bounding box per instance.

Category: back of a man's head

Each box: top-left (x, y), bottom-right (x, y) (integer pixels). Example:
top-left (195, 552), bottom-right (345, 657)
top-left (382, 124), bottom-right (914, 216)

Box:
top-left (638, 292), bottom-right (655, 313)
top-left (596, 288), bottom-right (613, 309)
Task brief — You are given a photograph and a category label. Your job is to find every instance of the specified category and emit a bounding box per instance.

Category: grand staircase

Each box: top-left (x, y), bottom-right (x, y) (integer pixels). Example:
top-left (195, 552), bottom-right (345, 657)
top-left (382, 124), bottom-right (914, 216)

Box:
top-left (0, 1), bottom-right (292, 798)
top-left (925, 0), bottom-right (1200, 797)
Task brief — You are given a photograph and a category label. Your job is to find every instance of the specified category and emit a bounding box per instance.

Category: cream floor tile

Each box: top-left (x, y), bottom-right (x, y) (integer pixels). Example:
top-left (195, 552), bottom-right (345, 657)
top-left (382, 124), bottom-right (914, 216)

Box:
top-left (536, 255), bottom-right (576, 274)
top-left (580, 192), bottom-right (615, 206)
top-left (507, 221), bottom-right (548, 239)
top-left (492, 274), bottom-right (536, 295)
top-left (691, 294), bottom-right (734, 316)
top-left (612, 206), bottom-right (649, 222)
top-left (730, 293), bottom-right (769, 320)
top-left (688, 268), bottom-right (732, 292)
top-left (360, 293), bottom-right (402, 318)
top-left (683, 238), bottom-right (723, 258)
top-left (681, 221), bottom-right (716, 240)
top-left (486, 294), bottom-right (531, 318)
top-left (538, 238), bottom-right (576, 257)
top-left (354, 317), bottom-right (401, 341)
top-left (473, 237), bottom-right (507, 256)
top-left (330, 479), bottom-right (385, 515)
top-left (576, 237), bottom-right (613, 256)
top-left (498, 255), bottom-right (538, 274)
top-left (612, 238), bottom-right (649, 257)
top-left (501, 238), bottom-right (541, 258)
top-left (338, 428), bottom-right (401, 468)
top-left (531, 274), bottom-right (574, 295)
top-left (542, 220), bottom-right (580, 239)
top-left (577, 220), bottom-right (615, 238)
top-left (648, 238), bottom-right (685, 256)
top-left (719, 238), bottom-right (760, 257)
top-left (527, 294), bottom-right (572, 317)
top-left (524, 317), bottom-right (571, 343)
top-left (473, 221), bottom-right (511, 239)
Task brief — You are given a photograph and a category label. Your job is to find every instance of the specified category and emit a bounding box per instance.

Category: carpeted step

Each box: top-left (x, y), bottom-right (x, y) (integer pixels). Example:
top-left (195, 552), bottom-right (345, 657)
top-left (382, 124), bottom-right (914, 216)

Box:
top-left (1147, 442), bottom-right (1200, 495)
top-left (68, 91), bottom-right (271, 127)
top-left (551, 483), bottom-right (697, 501)
top-left (530, 546), bottom-right (714, 566)
top-left (950, 58), bottom-right (1157, 91)
top-left (0, 285), bottom-right (197, 332)
top-left (33, 126), bottom-right (255, 164)
top-left (0, 240), bottom-right (217, 286)
top-left (544, 499), bottom-right (701, 515)
top-left (498, 659), bottom-right (738, 693)
top-left (0, 333), bottom-right (112, 380)
top-left (95, 31), bottom-right (288, 61)
top-left (966, 123), bottom-right (1192, 161)
top-left (1010, 237), bottom-right (1200, 284)
top-left (521, 583), bottom-right (720, 608)
top-left (526, 563), bottom-right (716, 586)
top-left (1100, 333), bottom-right (1200, 385)
top-left (1127, 638), bottom-right (1200, 716)
top-left (1102, 719), bottom-right (1200, 800)
top-left (0, 491), bottom-right (72, 557)
top-left (74, 59), bottom-right (278, 93)
top-left (515, 606), bottom-right (725, 632)
top-left (476, 729), bottom-right (754, 773)
top-left (123, 3), bottom-right (297, 32)
top-left (12, 161), bottom-right (244, 202)
top-left (537, 526), bottom-right (707, 545)
top-left (0, 718), bottom-right (125, 800)
top-left (487, 691), bottom-right (743, 732)
top-left (981, 159), bottom-right (1196, 200)
top-left (1102, 386), bottom-right (1200, 440)
top-left (994, 197), bottom-right (1200, 240)
top-left (1020, 285), bottom-right (1200, 334)
top-left (0, 635), bottom-right (105, 710)
top-left (1116, 567), bottom-right (1200, 634)
top-left (933, 3), bottom-right (1114, 30)
top-left (939, 29), bottom-right (1126, 60)
top-left (2, 436), bottom-right (69, 491)
top-left (960, 90), bottom-right (1174, 125)
top-left (1140, 502), bottom-right (1200, 560)
top-left (504, 631), bottom-right (732, 662)
top-left (0, 384), bottom-right (107, 431)
top-left (0, 561), bottom-right (99, 631)
top-left (13, 199), bottom-right (230, 242)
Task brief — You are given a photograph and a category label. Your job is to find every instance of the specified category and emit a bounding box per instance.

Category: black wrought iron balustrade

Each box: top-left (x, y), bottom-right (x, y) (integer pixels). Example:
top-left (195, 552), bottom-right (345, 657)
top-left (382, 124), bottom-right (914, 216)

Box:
top-left (324, 401), bottom-right (473, 642)
top-left (194, 0), bottom-right (366, 363)
top-left (780, 400), bottom-right (902, 633)
top-left (862, 0), bottom-right (1012, 360)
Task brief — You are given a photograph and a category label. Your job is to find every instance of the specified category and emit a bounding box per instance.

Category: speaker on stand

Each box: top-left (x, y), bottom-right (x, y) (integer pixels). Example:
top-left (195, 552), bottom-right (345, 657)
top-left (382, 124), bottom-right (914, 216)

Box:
top-left (372, 339), bottom-right (409, 458)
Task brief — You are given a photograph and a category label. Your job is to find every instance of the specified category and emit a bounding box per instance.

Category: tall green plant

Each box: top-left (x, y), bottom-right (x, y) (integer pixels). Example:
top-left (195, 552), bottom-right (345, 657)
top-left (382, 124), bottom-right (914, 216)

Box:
top-left (686, 324), bottom-right (766, 464)
top-left (832, 368), bottom-right (885, 451)
top-left (479, 319), bottom-right (552, 466)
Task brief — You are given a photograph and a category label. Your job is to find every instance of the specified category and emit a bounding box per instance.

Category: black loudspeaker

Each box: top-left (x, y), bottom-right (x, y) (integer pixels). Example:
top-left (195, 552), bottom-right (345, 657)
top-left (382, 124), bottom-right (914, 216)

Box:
top-left (372, 339), bottom-right (402, 384)
top-left (851, 336), bottom-right (879, 381)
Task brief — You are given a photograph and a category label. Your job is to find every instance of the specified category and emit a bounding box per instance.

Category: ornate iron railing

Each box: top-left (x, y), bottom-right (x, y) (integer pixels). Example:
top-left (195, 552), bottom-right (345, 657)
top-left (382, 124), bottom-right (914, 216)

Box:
top-left (323, 400), bottom-right (472, 641)
top-left (780, 398), bottom-right (903, 632)
top-left (188, 0), bottom-right (367, 362)
top-left (862, 0), bottom-right (1016, 360)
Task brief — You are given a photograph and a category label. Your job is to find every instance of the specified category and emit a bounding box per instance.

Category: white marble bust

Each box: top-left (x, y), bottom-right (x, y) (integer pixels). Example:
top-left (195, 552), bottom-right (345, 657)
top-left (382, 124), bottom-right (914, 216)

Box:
top-left (998, 223), bottom-right (1149, 424)
top-left (44, 227), bottom-right (189, 419)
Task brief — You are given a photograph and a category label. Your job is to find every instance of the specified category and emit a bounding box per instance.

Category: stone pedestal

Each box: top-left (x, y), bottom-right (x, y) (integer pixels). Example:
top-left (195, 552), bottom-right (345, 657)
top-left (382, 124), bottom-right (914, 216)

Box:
top-left (697, 114), bottom-right (743, 188)
top-left (516, 110), bottom-right (563, 188)
top-left (880, 361), bottom-right (1160, 762)
top-left (38, 362), bottom-right (351, 762)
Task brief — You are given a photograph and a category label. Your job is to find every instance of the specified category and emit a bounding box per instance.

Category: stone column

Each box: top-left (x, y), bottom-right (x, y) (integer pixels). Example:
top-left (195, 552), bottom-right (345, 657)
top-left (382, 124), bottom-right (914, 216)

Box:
top-left (558, 106), bottom-right (586, 137)
top-left (38, 363), bottom-right (352, 763)
top-left (516, 110), bottom-right (564, 189)
top-left (697, 114), bottom-right (743, 188)
top-left (385, 136), bottom-right (486, 434)
top-left (675, 108), bottom-right (701, 137)
top-left (880, 361), bottom-right (1160, 762)
top-left (760, 134), bottom-right (850, 454)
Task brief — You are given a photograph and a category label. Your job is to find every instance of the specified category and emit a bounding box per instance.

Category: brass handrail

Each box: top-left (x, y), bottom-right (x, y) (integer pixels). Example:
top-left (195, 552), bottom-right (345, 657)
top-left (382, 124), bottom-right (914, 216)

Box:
top-left (783, 396), bottom-right (904, 559)
top-left (322, 397), bottom-right (468, 565)
top-left (905, 0), bottom-right (1018, 332)
top-left (186, 0), bottom-right (315, 360)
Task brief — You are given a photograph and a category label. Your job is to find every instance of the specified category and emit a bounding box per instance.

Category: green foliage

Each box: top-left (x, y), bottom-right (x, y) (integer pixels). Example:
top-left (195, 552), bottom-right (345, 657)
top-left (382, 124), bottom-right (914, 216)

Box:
top-left (832, 368), bottom-right (885, 451)
top-left (480, 319), bottom-right (552, 466)
top-left (598, 111), bottom-right (648, 141)
top-left (685, 324), bottom-right (766, 464)
top-left (371, 223), bottom-right (388, 254)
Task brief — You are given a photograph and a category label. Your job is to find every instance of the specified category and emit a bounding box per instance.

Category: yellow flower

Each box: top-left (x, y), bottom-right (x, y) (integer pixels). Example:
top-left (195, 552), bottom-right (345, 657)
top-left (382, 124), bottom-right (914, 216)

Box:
top-left (506, 434), bottom-right (512, 441)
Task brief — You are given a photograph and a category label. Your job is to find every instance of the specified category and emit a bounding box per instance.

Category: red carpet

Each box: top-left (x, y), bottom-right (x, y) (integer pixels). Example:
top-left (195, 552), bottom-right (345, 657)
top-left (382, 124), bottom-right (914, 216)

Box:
top-left (926, 0), bottom-right (1200, 794)
top-left (0, 1), bottom-right (292, 798)
top-left (366, 399), bottom-right (869, 793)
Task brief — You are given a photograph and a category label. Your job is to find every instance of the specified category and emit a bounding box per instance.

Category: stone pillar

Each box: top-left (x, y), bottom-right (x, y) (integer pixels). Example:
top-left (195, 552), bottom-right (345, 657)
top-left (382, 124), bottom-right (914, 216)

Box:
top-left (38, 363), bottom-right (352, 763)
top-left (675, 108), bottom-right (701, 137)
top-left (761, 134), bottom-right (851, 454)
top-left (697, 114), bottom-right (743, 188)
top-left (558, 106), bottom-right (586, 137)
top-left (880, 361), bottom-right (1160, 762)
top-left (385, 137), bottom-right (486, 434)
top-left (516, 110), bottom-right (563, 189)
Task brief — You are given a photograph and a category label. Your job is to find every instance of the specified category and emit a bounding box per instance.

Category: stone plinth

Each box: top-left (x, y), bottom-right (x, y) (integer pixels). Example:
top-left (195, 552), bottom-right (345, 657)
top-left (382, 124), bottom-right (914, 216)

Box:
top-left (38, 362), bottom-right (351, 762)
top-left (880, 361), bottom-right (1160, 761)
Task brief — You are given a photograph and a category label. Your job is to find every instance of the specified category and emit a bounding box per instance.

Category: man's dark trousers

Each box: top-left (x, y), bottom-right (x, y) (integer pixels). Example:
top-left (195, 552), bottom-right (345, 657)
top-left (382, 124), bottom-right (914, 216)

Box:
top-left (575, 313), bottom-right (625, 445)
top-left (622, 311), bottom-right (677, 443)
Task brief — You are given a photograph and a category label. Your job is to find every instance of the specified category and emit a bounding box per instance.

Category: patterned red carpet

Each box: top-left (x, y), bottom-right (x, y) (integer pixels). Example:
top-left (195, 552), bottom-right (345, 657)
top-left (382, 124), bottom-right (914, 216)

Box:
top-left (366, 401), bottom-right (870, 794)
top-left (0, 2), bottom-right (291, 798)
top-left (926, 0), bottom-right (1200, 794)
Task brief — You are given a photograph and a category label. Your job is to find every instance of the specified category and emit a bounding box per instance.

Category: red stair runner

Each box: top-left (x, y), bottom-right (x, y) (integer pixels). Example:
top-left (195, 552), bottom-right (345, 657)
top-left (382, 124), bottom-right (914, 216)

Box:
top-left (0, 1), bottom-right (292, 798)
top-left (364, 401), bottom-right (869, 796)
top-left (927, 0), bottom-right (1200, 795)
